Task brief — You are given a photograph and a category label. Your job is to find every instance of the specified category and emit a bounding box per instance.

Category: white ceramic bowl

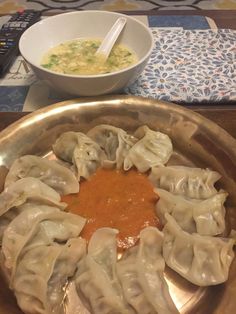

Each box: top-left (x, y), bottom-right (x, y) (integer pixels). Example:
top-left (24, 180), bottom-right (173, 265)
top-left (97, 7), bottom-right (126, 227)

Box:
top-left (19, 11), bottom-right (154, 96)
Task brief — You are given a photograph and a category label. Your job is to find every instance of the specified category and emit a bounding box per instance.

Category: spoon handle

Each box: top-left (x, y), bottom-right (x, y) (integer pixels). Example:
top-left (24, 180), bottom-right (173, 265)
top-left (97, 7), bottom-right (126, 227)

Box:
top-left (96, 17), bottom-right (127, 60)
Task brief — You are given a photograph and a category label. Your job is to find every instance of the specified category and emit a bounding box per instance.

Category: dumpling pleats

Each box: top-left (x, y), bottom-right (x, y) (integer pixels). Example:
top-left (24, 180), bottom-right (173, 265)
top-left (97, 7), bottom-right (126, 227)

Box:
top-left (2, 206), bottom-right (86, 284)
top-left (53, 131), bottom-right (105, 180)
top-left (155, 188), bottom-right (227, 235)
top-left (117, 227), bottom-right (178, 314)
top-left (4, 155), bottom-right (80, 195)
top-left (124, 126), bottom-right (173, 173)
top-left (75, 228), bottom-right (134, 314)
top-left (162, 214), bottom-right (235, 286)
top-left (87, 124), bottom-right (137, 169)
top-left (0, 177), bottom-right (66, 218)
top-left (0, 177), bottom-right (67, 242)
top-left (13, 237), bottom-right (86, 314)
top-left (149, 166), bottom-right (221, 199)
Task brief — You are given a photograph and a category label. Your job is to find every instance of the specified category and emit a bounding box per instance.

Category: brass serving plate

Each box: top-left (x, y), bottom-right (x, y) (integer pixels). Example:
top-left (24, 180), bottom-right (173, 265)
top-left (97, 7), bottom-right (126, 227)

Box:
top-left (0, 95), bottom-right (236, 314)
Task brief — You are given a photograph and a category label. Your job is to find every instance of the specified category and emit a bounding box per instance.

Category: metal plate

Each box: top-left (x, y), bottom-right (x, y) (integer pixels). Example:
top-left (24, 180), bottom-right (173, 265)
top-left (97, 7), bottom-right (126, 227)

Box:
top-left (0, 95), bottom-right (236, 314)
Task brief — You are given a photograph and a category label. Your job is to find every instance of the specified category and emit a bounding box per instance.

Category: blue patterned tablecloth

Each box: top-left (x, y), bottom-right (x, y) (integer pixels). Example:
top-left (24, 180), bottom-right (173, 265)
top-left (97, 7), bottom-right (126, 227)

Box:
top-left (125, 29), bottom-right (236, 103)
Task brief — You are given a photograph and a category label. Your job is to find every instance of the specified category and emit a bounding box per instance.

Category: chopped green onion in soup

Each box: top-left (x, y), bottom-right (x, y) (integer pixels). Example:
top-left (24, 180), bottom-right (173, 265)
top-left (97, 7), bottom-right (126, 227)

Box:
top-left (41, 38), bottom-right (138, 75)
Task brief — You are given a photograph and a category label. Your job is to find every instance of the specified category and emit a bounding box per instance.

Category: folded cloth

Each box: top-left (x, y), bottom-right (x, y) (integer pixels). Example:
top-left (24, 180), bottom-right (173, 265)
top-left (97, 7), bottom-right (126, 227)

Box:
top-left (125, 29), bottom-right (236, 104)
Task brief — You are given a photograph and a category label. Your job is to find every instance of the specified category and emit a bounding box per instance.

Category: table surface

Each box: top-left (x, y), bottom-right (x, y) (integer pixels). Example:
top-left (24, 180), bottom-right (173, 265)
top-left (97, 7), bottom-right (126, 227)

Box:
top-left (128, 9), bottom-right (236, 30)
top-left (0, 10), bottom-right (236, 140)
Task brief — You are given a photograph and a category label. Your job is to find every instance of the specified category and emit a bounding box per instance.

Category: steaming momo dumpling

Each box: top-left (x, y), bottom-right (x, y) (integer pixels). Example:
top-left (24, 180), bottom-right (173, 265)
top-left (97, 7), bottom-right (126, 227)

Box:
top-left (149, 166), bottom-right (221, 199)
top-left (75, 228), bottom-right (134, 314)
top-left (156, 188), bottom-right (227, 235)
top-left (13, 237), bottom-right (86, 314)
top-left (2, 206), bottom-right (86, 283)
top-left (87, 124), bottom-right (137, 169)
top-left (163, 214), bottom-right (235, 286)
top-left (4, 155), bottom-right (80, 195)
top-left (117, 227), bottom-right (178, 314)
top-left (53, 131), bottom-right (106, 180)
top-left (124, 126), bottom-right (173, 173)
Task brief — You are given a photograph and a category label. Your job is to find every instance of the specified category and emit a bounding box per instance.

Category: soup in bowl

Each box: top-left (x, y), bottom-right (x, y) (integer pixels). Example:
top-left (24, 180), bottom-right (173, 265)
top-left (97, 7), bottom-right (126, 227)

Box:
top-left (41, 38), bottom-right (138, 75)
top-left (19, 11), bottom-right (154, 96)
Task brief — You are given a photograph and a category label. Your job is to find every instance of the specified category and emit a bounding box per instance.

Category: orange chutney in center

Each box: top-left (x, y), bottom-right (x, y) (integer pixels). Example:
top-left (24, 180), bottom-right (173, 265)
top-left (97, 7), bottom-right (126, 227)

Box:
top-left (61, 168), bottom-right (160, 251)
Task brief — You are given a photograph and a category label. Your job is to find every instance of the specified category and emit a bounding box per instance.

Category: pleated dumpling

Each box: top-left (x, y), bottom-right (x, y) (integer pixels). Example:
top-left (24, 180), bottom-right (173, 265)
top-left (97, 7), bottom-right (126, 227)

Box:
top-left (87, 124), bottom-right (137, 169)
top-left (162, 214), bottom-right (235, 286)
top-left (0, 177), bottom-right (66, 217)
top-left (75, 228), bottom-right (134, 314)
top-left (155, 188), bottom-right (227, 235)
top-left (2, 206), bottom-right (86, 283)
top-left (149, 166), bottom-right (221, 199)
top-left (13, 237), bottom-right (86, 314)
top-left (124, 126), bottom-right (173, 173)
top-left (117, 227), bottom-right (179, 314)
top-left (0, 177), bottom-right (67, 241)
top-left (53, 131), bottom-right (106, 180)
top-left (4, 155), bottom-right (80, 195)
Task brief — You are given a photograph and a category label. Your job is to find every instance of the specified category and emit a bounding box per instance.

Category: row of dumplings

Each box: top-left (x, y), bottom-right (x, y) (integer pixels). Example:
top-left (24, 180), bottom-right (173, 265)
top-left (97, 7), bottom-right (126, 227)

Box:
top-left (74, 167), bottom-right (235, 313)
top-left (0, 123), bottom-right (174, 244)
top-left (150, 166), bottom-right (235, 286)
top-left (0, 124), bottom-right (175, 314)
top-left (0, 124), bottom-right (234, 314)
top-left (74, 227), bottom-right (179, 314)
top-left (0, 179), bottom-right (178, 314)
top-left (0, 176), bottom-right (86, 314)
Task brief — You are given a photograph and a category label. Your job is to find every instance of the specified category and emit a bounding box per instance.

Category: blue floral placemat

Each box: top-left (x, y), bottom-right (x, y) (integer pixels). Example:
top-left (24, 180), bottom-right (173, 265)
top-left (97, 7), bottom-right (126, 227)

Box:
top-left (125, 29), bottom-right (236, 103)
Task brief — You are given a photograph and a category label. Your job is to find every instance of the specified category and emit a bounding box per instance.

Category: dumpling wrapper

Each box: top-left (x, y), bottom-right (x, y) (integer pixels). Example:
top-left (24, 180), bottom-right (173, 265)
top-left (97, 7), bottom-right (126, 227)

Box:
top-left (66, 281), bottom-right (91, 314)
top-left (4, 155), bottom-right (80, 195)
top-left (2, 206), bottom-right (86, 284)
top-left (53, 131), bottom-right (106, 180)
top-left (13, 237), bottom-right (86, 314)
top-left (155, 188), bottom-right (227, 236)
top-left (149, 165), bottom-right (221, 199)
top-left (0, 177), bottom-right (67, 242)
top-left (0, 177), bottom-right (66, 218)
top-left (75, 227), bottom-right (134, 314)
top-left (124, 126), bottom-right (173, 173)
top-left (117, 227), bottom-right (179, 314)
top-left (87, 124), bottom-right (137, 169)
top-left (163, 214), bottom-right (235, 286)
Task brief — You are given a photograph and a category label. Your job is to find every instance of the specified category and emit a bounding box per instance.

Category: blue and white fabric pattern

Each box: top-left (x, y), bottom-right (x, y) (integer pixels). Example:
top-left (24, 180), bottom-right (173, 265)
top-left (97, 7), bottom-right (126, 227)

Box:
top-left (125, 29), bottom-right (236, 103)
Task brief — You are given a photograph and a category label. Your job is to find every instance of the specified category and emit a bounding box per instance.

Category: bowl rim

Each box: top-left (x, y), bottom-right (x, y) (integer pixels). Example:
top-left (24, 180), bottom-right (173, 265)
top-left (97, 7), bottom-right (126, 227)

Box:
top-left (19, 10), bottom-right (155, 79)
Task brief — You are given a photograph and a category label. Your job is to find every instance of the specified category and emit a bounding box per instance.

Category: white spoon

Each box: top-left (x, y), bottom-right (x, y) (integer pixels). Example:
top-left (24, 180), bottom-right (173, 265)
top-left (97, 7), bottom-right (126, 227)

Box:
top-left (95, 17), bottom-right (127, 61)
